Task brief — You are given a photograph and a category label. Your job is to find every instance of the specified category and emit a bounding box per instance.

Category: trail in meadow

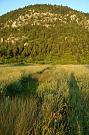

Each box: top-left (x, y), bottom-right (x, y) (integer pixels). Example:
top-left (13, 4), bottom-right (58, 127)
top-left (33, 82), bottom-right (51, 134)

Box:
top-left (67, 73), bottom-right (89, 135)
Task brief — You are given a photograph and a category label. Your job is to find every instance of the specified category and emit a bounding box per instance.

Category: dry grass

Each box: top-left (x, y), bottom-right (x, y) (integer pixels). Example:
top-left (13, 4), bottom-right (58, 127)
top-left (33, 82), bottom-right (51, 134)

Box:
top-left (0, 64), bottom-right (89, 135)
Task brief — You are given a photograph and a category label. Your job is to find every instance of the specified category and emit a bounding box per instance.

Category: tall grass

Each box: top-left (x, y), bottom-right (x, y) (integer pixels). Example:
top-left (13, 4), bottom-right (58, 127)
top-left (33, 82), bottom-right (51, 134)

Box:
top-left (0, 65), bottom-right (89, 135)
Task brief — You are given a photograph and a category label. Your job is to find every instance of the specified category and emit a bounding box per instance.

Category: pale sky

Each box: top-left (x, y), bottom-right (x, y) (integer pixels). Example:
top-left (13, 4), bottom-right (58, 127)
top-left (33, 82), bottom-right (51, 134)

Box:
top-left (0, 0), bottom-right (89, 16)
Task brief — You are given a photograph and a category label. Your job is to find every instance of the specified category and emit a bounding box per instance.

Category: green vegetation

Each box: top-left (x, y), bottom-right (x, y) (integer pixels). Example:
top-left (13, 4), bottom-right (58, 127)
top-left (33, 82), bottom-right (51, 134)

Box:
top-left (0, 5), bottom-right (89, 64)
top-left (0, 65), bottom-right (89, 135)
top-left (0, 4), bottom-right (89, 135)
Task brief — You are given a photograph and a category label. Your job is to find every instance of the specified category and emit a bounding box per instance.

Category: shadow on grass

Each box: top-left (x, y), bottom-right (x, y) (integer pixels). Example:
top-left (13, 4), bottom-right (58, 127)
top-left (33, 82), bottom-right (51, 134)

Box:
top-left (4, 74), bottom-right (39, 97)
top-left (36, 66), bottom-right (51, 74)
top-left (67, 73), bottom-right (89, 135)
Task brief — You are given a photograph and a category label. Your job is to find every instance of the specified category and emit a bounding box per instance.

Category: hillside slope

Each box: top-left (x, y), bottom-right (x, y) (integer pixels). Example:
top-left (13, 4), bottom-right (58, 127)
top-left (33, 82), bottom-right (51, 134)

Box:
top-left (0, 4), bottom-right (89, 64)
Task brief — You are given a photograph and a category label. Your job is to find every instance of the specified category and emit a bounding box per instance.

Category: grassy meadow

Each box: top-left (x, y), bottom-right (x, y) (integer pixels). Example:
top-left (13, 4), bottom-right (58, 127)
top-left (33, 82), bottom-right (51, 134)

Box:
top-left (0, 64), bottom-right (89, 135)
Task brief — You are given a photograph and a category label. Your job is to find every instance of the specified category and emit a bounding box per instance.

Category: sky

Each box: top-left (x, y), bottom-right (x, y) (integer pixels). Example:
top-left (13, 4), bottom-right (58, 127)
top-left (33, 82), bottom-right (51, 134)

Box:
top-left (0, 0), bottom-right (89, 16)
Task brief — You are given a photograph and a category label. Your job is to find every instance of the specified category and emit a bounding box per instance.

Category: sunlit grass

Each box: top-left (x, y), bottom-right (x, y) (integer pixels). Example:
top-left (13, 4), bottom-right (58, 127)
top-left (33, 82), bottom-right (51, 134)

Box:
top-left (0, 64), bottom-right (89, 135)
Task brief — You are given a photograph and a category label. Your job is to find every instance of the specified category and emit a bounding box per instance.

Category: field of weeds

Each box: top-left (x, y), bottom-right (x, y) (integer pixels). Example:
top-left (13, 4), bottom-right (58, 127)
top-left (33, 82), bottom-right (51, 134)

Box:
top-left (0, 64), bottom-right (89, 135)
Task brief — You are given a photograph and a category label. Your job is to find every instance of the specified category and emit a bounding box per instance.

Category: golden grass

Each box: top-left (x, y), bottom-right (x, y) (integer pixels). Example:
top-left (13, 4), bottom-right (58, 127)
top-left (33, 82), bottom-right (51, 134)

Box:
top-left (0, 64), bottom-right (51, 83)
top-left (0, 64), bottom-right (89, 135)
top-left (0, 64), bottom-right (89, 82)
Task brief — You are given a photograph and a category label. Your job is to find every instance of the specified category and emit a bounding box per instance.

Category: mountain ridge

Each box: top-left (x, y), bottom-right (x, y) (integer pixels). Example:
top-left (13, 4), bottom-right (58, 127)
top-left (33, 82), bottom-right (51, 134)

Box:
top-left (0, 4), bottom-right (89, 64)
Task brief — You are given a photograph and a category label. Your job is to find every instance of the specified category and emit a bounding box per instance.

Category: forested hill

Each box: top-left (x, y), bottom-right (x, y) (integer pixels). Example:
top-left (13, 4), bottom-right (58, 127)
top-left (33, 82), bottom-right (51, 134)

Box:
top-left (0, 4), bottom-right (89, 64)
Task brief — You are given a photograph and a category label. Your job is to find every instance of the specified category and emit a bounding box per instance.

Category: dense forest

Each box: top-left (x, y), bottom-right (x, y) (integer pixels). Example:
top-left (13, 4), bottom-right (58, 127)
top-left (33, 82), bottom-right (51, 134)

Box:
top-left (0, 4), bottom-right (89, 64)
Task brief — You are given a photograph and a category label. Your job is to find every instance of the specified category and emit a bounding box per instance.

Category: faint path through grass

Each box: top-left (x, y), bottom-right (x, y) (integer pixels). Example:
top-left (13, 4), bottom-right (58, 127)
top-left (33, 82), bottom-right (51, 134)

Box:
top-left (67, 73), bottom-right (89, 135)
